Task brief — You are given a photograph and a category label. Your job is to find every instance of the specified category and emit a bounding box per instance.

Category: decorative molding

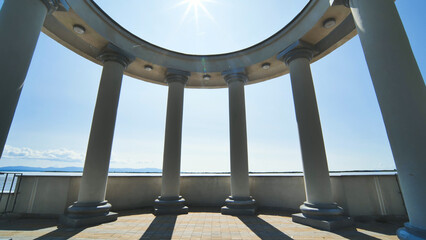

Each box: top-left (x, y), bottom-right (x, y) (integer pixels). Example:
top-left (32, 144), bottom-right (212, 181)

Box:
top-left (40, 0), bottom-right (69, 14)
top-left (397, 223), bottom-right (426, 239)
top-left (166, 69), bottom-right (190, 85)
top-left (222, 68), bottom-right (248, 85)
top-left (98, 43), bottom-right (134, 68)
top-left (277, 41), bottom-right (314, 66)
top-left (331, 0), bottom-right (350, 8)
top-left (342, 0), bottom-right (350, 8)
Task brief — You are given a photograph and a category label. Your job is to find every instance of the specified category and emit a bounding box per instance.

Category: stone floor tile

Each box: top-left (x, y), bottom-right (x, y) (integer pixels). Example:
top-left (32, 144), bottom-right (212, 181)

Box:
top-left (0, 209), bottom-right (404, 240)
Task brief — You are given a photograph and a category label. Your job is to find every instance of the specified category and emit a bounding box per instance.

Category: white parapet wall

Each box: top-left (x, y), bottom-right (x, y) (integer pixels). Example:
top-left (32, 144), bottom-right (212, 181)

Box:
top-left (3, 172), bottom-right (406, 218)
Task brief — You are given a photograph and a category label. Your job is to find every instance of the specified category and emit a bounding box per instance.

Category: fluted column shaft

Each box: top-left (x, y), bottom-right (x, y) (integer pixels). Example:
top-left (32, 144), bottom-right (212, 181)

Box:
top-left (347, 0), bottom-right (426, 237)
top-left (0, 0), bottom-right (54, 156)
top-left (161, 70), bottom-right (188, 197)
top-left (77, 52), bottom-right (130, 203)
top-left (226, 73), bottom-right (250, 198)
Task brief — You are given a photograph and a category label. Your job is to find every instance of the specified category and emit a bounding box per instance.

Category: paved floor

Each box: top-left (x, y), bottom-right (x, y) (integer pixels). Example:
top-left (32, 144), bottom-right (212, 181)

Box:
top-left (0, 209), bottom-right (403, 239)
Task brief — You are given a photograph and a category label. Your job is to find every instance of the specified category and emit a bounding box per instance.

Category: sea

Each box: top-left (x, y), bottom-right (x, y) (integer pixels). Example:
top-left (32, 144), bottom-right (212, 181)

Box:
top-left (0, 171), bottom-right (163, 193)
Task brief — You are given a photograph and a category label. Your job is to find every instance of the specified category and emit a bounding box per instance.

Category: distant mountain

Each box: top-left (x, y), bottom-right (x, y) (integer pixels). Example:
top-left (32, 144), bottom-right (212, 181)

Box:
top-left (0, 166), bottom-right (162, 173)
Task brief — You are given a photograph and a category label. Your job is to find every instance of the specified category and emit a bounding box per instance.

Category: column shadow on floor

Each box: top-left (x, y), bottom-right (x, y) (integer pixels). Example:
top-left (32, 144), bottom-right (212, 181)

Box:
top-left (139, 215), bottom-right (177, 240)
top-left (0, 217), bottom-right (84, 239)
top-left (0, 218), bottom-right (57, 230)
top-left (333, 226), bottom-right (383, 240)
top-left (116, 207), bottom-right (153, 217)
top-left (33, 227), bottom-right (85, 240)
top-left (238, 216), bottom-right (293, 240)
top-left (332, 218), bottom-right (404, 240)
top-left (354, 219), bottom-right (404, 235)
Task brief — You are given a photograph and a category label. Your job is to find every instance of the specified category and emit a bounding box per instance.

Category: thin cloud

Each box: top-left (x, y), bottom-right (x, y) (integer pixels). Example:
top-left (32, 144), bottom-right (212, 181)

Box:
top-left (2, 145), bottom-right (84, 163)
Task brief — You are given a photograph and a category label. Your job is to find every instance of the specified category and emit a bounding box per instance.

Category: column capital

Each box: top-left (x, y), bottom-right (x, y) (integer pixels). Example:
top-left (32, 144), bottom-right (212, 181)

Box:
top-left (341, 0), bottom-right (350, 8)
top-left (278, 47), bottom-right (313, 66)
top-left (166, 68), bottom-right (190, 85)
top-left (331, 0), bottom-right (350, 8)
top-left (98, 44), bottom-right (134, 68)
top-left (222, 68), bottom-right (248, 85)
top-left (40, 0), bottom-right (69, 14)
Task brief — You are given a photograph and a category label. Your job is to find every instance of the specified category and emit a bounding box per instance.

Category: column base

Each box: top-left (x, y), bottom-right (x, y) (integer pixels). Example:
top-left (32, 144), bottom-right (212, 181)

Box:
top-left (60, 201), bottom-right (117, 228)
top-left (154, 196), bottom-right (188, 215)
top-left (292, 202), bottom-right (353, 231)
top-left (397, 223), bottom-right (426, 240)
top-left (300, 202), bottom-right (344, 218)
top-left (292, 213), bottom-right (353, 231)
top-left (221, 196), bottom-right (256, 215)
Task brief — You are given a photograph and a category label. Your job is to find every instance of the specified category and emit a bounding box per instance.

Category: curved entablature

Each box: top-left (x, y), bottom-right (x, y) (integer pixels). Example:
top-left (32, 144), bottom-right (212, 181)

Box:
top-left (42, 0), bottom-right (356, 88)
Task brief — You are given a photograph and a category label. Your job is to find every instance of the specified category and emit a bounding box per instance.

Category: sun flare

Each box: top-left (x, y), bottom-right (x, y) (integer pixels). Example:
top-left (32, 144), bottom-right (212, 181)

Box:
top-left (176, 0), bottom-right (216, 27)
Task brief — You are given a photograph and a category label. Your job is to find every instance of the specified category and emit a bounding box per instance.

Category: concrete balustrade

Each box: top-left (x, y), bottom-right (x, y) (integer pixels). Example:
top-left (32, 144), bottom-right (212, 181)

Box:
top-left (5, 173), bottom-right (406, 219)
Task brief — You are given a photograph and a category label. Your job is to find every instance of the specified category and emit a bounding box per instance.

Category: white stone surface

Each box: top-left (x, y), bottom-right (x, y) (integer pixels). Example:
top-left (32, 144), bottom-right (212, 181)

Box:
top-left (161, 76), bottom-right (187, 198)
top-left (287, 55), bottom-right (333, 205)
top-left (350, 0), bottom-right (426, 231)
top-left (0, 0), bottom-right (48, 156)
top-left (77, 60), bottom-right (125, 203)
top-left (226, 76), bottom-right (250, 198)
top-left (6, 174), bottom-right (406, 218)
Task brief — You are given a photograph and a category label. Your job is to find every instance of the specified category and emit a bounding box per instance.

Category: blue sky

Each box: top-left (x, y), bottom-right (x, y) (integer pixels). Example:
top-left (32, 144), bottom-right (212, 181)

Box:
top-left (0, 0), bottom-right (425, 172)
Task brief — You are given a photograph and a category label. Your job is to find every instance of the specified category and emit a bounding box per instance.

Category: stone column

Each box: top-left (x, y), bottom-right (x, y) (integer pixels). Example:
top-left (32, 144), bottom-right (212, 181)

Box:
top-left (0, 0), bottom-right (66, 157)
top-left (154, 69), bottom-right (189, 215)
top-left (61, 45), bottom-right (133, 227)
top-left (221, 69), bottom-right (256, 215)
top-left (278, 48), bottom-right (352, 231)
top-left (345, 0), bottom-right (426, 238)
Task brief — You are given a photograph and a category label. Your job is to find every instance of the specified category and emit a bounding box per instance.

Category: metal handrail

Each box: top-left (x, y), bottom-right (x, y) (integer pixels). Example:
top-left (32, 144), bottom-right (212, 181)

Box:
top-left (0, 172), bottom-right (23, 214)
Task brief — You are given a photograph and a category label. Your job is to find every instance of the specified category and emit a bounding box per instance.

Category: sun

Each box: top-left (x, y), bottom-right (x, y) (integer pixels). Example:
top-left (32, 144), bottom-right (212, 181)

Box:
top-left (176, 0), bottom-right (216, 27)
top-left (186, 0), bottom-right (204, 7)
